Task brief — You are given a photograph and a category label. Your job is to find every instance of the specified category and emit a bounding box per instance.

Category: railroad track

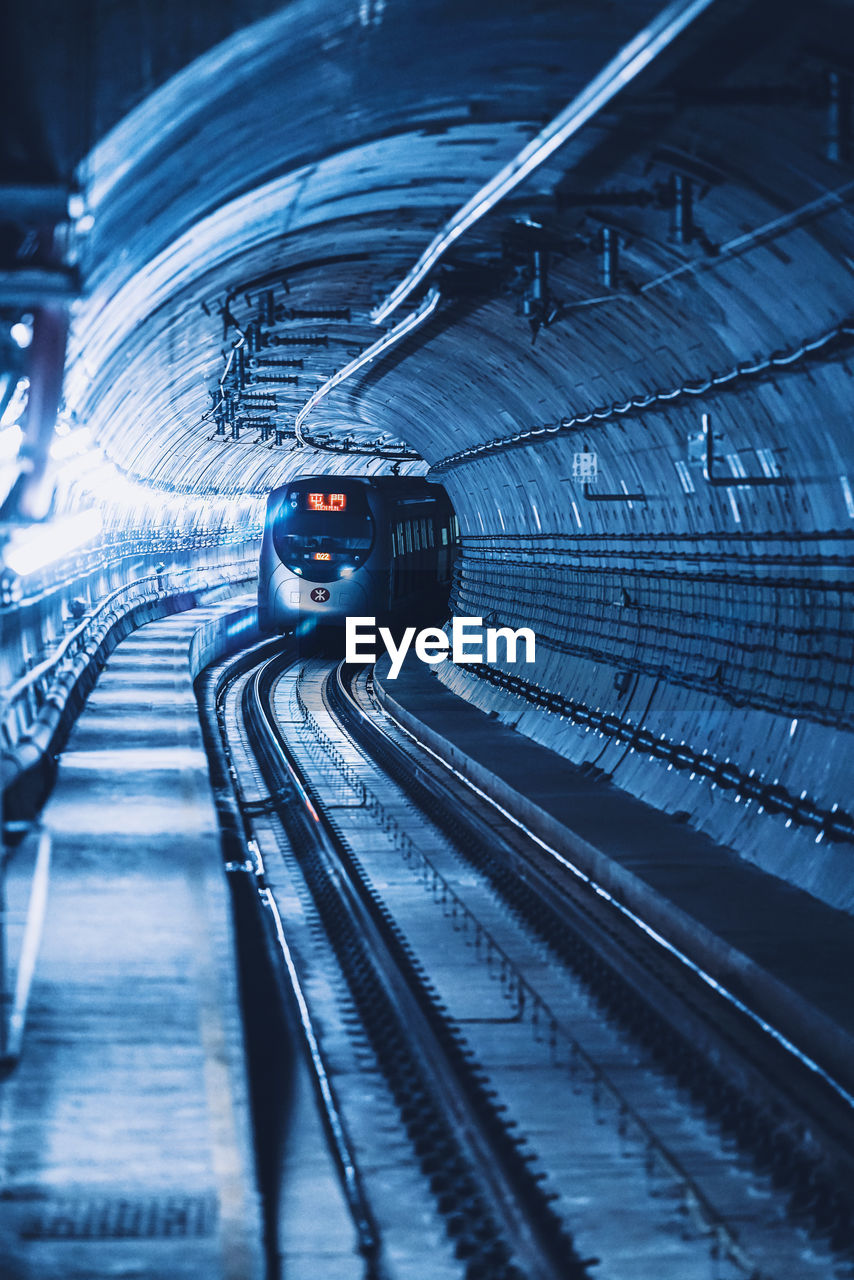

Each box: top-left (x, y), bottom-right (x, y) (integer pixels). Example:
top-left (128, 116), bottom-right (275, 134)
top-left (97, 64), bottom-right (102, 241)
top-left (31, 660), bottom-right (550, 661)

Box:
top-left (203, 643), bottom-right (854, 1280)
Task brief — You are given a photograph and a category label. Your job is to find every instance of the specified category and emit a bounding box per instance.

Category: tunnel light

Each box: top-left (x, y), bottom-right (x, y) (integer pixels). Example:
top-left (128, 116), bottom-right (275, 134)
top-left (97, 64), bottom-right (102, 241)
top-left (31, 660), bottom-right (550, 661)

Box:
top-left (68, 193), bottom-right (94, 232)
top-left (371, 0), bottom-right (717, 323)
top-left (50, 426), bottom-right (93, 460)
top-left (294, 287), bottom-right (440, 443)
top-left (3, 508), bottom-right (103, 577)
top-left (10, 319), bottom-right (33, 350)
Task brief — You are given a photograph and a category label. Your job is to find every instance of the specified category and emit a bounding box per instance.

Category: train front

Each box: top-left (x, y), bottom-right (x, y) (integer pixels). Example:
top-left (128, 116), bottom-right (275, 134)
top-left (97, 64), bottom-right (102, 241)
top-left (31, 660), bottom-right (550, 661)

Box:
top-left (258, 479), bottom-right (382, 633)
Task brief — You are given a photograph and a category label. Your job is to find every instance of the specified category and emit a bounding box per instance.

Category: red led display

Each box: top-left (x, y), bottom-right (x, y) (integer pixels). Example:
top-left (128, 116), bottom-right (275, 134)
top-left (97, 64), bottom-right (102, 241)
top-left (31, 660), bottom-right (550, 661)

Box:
top-left (313, 552), bottom-right (331, 561)
top-left (307, 492), bottom-right (347, 512)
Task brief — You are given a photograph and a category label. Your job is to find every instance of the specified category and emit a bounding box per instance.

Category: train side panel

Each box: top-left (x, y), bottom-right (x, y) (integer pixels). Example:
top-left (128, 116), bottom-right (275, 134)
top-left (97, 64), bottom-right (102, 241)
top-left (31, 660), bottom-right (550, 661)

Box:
top-left (258, 476), bottom-right (455, 634)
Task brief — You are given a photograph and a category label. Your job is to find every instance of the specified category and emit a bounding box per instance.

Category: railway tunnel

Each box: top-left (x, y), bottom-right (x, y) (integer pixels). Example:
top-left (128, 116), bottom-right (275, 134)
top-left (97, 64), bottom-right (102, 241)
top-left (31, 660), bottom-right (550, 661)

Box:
top-left (2, 2), bottom-right (854, 1278)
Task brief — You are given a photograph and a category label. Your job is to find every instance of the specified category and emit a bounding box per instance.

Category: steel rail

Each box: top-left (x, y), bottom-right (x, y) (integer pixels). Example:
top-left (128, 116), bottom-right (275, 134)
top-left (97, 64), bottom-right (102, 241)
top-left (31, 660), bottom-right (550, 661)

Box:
top-left (328, 662), bottom-right (766, 1273)
top-left (246, 651), bottom-right (587, 1280)
top-left (360, 661), bottom-right (854, 1109)
top-left (330, 662), bottom-right (854, 1246)
top-left (233, 655), bottom-right (384, 1277)
top-left (258, 882), bottom-right (384, 1274)
top-left (200, 634), bottom-right (384, 1277)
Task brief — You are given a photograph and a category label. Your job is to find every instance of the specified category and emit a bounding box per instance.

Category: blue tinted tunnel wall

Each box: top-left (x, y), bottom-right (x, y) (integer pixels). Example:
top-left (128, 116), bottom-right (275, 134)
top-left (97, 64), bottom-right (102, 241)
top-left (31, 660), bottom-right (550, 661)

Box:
top-left (3, 0), bottom-right (853, 914)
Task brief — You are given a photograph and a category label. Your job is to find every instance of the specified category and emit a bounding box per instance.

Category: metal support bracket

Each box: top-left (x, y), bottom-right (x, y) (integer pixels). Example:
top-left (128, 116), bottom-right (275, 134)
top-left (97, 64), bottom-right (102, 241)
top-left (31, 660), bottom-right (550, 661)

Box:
top-left (701, 413), bottom-right (784, 486)
top-left (583, 483), bottom-right (646, 502)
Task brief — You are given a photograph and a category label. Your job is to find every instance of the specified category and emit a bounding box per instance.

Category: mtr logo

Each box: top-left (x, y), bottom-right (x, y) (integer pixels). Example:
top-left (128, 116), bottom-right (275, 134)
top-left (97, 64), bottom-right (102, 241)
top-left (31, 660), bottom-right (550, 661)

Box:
top-left (310, 587), bottom-right (330, 603)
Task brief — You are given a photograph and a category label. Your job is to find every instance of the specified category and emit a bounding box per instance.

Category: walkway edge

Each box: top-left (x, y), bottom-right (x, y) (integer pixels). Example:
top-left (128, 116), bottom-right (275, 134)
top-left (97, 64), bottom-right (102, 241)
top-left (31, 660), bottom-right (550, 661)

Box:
top-left (374, 657), bottom-right (854, 1102)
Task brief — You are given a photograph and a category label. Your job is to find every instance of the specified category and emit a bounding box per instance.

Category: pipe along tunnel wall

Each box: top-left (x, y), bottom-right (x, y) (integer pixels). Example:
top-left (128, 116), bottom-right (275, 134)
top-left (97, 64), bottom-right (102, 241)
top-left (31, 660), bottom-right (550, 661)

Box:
top-left (5, 0), bottom-right (854, 917)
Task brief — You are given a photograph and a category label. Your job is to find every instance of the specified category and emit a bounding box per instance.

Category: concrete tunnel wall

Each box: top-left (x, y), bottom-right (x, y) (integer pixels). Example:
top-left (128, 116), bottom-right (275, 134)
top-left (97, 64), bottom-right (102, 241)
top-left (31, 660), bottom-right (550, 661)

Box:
top-left (394, 166), bottom-right (854, 908)
top-left (7, 0), bottom-right (854, 912)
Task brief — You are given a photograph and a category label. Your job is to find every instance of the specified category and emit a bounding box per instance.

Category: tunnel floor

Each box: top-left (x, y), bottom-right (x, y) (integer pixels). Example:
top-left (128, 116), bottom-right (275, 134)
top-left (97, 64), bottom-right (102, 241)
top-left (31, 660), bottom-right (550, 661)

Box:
top-left (0, 606), bottom-right (263, 1280)
top-left (375, 653), bottom-right (854, 1093)
top-left (3, 600), bottom-right (854, 1278)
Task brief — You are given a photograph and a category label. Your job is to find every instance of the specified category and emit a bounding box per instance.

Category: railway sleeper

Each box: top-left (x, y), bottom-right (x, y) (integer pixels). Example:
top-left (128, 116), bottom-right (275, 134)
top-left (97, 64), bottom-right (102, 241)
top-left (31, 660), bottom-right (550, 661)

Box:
top-left (246, 657), bottom-right (590, 1280)
top-left (331, 664), bottom-right (854, 1258)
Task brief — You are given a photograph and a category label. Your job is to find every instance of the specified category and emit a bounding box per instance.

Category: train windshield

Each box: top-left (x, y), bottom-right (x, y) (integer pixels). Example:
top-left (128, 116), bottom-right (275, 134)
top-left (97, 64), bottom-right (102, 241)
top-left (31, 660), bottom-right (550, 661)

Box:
top-left (271, 485), bottom-right (374, 582)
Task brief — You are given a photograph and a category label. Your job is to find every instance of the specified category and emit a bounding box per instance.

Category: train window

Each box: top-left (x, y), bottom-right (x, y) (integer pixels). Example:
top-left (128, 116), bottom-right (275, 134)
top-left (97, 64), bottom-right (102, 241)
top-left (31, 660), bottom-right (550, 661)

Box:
top-left (440, 526), bottom-right (448, 546)
top-left (272, 484), bottom-right (374, 582)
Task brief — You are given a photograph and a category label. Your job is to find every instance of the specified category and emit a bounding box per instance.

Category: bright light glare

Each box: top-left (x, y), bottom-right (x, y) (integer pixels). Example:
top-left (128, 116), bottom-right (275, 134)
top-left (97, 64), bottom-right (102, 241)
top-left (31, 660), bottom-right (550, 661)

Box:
top-left (51, 426), bottom-right (93, 460)
top-left (3, 508), bottom-right (103, 577)
top-left (10, 320), bottom-right (33, 349)
top-left (1, 378), bottom-right (29, 428)
top-left (47, 435), bottom-right (265, 538)
top-left (51, 438), bottom-right (171, 518)
top-left (0, 424), bottom-right (23, 461)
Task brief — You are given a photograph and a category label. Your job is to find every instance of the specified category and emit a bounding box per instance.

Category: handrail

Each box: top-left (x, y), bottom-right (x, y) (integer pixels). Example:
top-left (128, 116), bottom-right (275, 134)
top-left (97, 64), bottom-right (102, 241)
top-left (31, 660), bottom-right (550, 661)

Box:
top-left (2, 524), bottom-right (262, 616)
top-left (4, 572), bottom-right (159, 707)
top-left (1, 558), bottom-right (257, 742)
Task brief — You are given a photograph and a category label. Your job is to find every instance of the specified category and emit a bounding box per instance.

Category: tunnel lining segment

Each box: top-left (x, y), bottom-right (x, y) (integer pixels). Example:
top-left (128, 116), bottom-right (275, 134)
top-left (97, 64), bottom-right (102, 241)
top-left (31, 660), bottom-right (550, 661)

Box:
top-left (373, 652), bottom-right (854, 1105)
top-left (371, 0), bottom-right (720, 323)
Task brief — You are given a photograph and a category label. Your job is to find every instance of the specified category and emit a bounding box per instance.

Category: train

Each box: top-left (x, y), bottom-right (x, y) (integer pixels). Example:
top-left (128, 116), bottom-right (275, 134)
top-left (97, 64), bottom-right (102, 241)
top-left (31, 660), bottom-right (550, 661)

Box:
top-left (258, 475), bottom-right (459, 633)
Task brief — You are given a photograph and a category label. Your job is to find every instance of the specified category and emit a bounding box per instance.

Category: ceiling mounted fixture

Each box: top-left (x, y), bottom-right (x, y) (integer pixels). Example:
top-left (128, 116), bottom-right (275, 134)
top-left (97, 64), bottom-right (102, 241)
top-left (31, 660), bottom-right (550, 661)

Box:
top-left (371, 0), bottom-right (719, 324)
top-left (294, 287), bottom-right (441, 446)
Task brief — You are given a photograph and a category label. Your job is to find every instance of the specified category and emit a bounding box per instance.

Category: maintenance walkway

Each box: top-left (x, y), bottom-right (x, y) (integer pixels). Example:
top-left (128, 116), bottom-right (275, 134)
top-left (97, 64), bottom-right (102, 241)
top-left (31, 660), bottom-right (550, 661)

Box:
top-left (0, 604), bottom-right (263, 1280)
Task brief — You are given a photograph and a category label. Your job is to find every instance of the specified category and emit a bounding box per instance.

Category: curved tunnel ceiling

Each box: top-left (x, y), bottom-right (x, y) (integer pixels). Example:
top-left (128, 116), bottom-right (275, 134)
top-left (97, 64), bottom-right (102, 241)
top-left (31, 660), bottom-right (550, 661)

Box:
top-left (10, 0), bottom-right (854, 910)
top-left (65, 0), bottom-right (849, 492)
